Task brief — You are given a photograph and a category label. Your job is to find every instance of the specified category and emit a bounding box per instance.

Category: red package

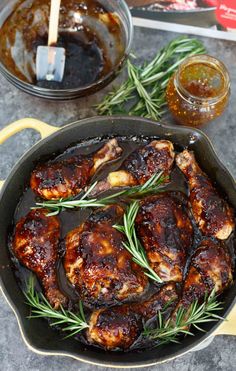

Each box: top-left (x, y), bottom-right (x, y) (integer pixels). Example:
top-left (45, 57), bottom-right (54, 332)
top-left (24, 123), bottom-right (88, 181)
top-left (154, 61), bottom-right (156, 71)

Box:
top-left (216, 0), bottom-right (236, 29)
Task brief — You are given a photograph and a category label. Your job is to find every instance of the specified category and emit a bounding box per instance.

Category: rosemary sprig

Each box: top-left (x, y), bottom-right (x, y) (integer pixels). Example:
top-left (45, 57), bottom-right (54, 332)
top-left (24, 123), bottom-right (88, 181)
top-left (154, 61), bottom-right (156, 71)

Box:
top-left (143, 290), bottom-right (224, 346)
top-left (128, 60), bottom-right (161, 118)
top-left (121, 170), bottom-right (166, 198)
top-left (34, 171), bottom-right (165, 216)
top-left (114, 201), bottom-right (163, 283)
top-left (33, 182), bottom-right (110, 217)
top-left (24, 276), bottom-right (89, 338)
top-left (96, 36), bottom-right (206, 119)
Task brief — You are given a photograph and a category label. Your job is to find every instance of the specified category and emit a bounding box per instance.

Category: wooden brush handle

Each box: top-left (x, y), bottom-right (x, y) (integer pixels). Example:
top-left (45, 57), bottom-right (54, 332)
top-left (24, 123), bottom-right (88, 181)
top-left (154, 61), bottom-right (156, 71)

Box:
top-left (48, 0), bottom-right (61, 46)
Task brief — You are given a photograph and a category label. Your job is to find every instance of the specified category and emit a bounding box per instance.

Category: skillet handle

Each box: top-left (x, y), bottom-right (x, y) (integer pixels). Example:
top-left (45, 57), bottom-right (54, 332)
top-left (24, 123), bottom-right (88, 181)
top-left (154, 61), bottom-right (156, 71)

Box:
top-left (0, 118), bottom-right (59, 190)
top-left (215, 305), bottom-right (236, 336)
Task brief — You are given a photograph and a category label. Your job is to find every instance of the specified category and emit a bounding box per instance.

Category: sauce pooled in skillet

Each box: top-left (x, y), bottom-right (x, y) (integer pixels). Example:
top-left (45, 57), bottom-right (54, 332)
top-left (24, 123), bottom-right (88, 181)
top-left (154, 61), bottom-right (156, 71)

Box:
top-left (8, 136), bottom-right (236, 352)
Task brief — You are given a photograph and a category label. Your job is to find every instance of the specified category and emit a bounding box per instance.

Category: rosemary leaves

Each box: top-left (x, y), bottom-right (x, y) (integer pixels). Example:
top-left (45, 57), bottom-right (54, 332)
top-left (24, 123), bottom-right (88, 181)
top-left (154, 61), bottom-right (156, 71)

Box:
top-left (24, 276), bottom-right (89, 338)
top-left (96, 36), bottom-right (206, 120)
top-left (114, 201), bottom-right (163, 283)
top-left (34, 171), bottom-right (165, 216)
top-left (143, 291), bottom-right (223, 346)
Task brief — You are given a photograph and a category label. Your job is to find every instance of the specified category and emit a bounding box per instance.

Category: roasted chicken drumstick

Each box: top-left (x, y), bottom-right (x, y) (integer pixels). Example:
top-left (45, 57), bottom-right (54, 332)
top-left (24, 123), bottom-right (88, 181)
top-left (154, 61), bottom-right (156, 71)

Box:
top-left (136, 194), bottom-right (193, 283)
top-left (64, 205), bottom-right (148, 307)
top-left (88, 283), bottom-right (179, 350)
top-left (181, 239), bottom-right (233, 308)
top-left (13, 209), bottom-right (66, 309)
top-left (30, 139), bottom-right (123, 200)
top-left (92, 140), bottom-right (175, 195)
top-left (176, 150), bottom-right (234, 240)
top-left (88, 240), bottom-right (233, 350)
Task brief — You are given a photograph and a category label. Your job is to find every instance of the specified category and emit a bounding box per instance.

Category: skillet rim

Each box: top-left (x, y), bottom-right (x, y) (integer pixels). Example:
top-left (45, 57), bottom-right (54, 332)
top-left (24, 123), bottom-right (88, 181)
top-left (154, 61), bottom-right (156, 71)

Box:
top-left (0, 115), bottom-right (236, 368)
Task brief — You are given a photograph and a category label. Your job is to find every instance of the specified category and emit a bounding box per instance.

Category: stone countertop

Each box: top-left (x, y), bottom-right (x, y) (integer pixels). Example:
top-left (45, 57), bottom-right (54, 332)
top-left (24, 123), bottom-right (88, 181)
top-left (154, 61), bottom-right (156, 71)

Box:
top-left (0, 27), bottom-right (236, 371)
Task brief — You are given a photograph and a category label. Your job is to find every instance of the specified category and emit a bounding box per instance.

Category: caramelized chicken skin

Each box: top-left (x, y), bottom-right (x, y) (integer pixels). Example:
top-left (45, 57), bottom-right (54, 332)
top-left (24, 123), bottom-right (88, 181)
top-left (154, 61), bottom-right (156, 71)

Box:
top-left (88, 239), bottom-right (232, 351)
top-left (30, 139), bottom-right (123, 200)
top-left (13, 209), bottom-right (66, 309)
top-left (176, 150), bottom-right (235, 240)
top-left (92, 140), bottom-right (175, 194)
top-left (88, 283), bottom-right (179, 350)
top-left (12, 136), bottom-right (236, 351)
top-left (64, 205), bottom-right (148, 307)
top-left (181, 239), bottom-right (233, 307)
top-left (136, 194), bottom-right (193, 283)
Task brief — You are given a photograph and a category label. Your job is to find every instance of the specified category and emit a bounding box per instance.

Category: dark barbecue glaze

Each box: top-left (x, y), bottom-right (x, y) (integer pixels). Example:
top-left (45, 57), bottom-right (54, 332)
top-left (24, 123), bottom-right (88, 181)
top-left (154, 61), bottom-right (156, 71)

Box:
top-left (181, 239), bottom-right (233, 307)
top-left (176, 150), bottom-right (235, 240)
top-left (92, 140), bottom-right (175, 195)
top-left (30, 139), bottom-right (122, 200)
top-left (136, 194), bottom-right (193, 283)
top-left (122, 140), bottom-right (175, 183)
top-left (10, 135), bottom-right (236, 353)
top-left (64, 205), bottom-right (148, 308)
top-left (12, 209), bottom-right (67, 309)
top-left (88, 283), bottom-right (179, 350)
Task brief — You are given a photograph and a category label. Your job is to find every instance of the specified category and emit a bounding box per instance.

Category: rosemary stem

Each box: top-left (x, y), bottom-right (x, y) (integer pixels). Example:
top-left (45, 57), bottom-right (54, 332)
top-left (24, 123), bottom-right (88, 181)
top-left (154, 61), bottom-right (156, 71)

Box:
top-left (24, 277), bottom-right (89, 338)
top-left (143, 290), bottom-right (224, 346)
top-left (96, 36), bottom-right (206, 118)
top-left (114, 201), bottom-right (163, 284)
top-left (34, 171), bottom-right (165, 216)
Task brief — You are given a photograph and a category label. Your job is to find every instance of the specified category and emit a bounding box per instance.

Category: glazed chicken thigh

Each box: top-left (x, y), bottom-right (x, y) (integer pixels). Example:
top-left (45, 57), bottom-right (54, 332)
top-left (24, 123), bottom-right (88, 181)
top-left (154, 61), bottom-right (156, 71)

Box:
top-left (64, 205), bottom-right (148, 307)
top-left (13, 209), bottom-right (66, 309)
top-left (92, 140), bottom-right (175, 194)
top-left (136, 194), bottom-right (193, 282)
top-left (176, 150), bottom-right (235, 240)
top-left (30, 139), bottom-right (123, 200)
top-left (181, 239), bottom-right (233, 307)
top-left (88, 283), bottom-right (179, 350)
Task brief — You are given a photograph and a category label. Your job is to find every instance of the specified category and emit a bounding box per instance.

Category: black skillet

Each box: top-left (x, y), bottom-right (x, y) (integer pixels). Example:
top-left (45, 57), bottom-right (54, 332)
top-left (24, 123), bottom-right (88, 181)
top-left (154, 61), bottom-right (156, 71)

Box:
top-left (0, 116), bottom-right (236, 368)
top-left (128, 0), bottom-right (217, 28)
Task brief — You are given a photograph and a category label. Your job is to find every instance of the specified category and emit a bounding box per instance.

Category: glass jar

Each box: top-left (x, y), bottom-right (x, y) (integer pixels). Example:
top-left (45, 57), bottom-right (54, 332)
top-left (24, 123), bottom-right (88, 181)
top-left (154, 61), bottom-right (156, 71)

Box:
top-left (166, 55), bottom-right (230, 127)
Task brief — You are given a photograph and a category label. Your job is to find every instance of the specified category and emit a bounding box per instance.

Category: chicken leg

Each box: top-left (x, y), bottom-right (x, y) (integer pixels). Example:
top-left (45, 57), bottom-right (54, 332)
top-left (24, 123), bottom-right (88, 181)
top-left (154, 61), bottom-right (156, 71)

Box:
top-left (30, 139), bottom-right (123, 200)
top-left (92, 140), bottom-right (175, 195)
top-left (88, 283), bottom-right (179, 350)
top-left (181, 239), bottom-right (233, 308)
top-left (136, 194), bottom-right (193, 283)
top-left (176, 150), bottom-right (234, 240)
top-left (13, 209), bottom-right (67, 309)
top-left (64, 205), bottom-right (148, 308)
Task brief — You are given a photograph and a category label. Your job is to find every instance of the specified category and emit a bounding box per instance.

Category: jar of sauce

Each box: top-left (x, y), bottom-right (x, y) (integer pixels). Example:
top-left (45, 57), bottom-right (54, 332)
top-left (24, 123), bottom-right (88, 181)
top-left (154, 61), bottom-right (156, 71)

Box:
top-left (166, 55), bottom-right (230, 127)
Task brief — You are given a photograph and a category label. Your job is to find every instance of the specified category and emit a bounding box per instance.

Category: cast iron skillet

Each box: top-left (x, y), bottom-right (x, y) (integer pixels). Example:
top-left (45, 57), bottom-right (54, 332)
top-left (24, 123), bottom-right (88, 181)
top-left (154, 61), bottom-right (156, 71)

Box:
top-left (128, 0), bottom-right (217, 28)
top-left (0, 116), bottom-right (236, 368)
top-left (130, 7), bottom-right (217, 28)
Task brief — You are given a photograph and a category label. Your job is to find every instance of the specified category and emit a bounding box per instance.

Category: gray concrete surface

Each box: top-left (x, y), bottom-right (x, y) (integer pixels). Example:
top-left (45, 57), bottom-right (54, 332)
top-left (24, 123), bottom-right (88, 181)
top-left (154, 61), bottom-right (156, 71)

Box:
top-left (0, 27), bottom-right (236, 371)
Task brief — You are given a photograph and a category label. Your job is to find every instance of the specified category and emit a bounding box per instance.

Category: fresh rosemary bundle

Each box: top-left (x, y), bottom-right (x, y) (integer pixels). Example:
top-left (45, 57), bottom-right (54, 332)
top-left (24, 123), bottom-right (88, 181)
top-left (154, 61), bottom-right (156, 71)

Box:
top-left (97, 36), bottom-right (206, 119)
top-left (34, 171), bottom-right (165, 216)
top-left (143, 291), bottom-right (223, 346)
top-left (24, 276), bottom-right (89, 338)
top-left (25, 278), bottom-right (224, 346)
top-left (114, 201), bottom-right (163, 283)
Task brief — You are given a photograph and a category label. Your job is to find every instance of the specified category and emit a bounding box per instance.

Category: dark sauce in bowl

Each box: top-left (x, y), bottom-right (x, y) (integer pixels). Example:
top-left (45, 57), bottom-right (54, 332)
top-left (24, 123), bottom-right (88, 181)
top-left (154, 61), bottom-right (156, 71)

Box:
top-left (0, 0), bottom-right (125, 90)
top-left (8, 135), bottom-right (236, 352)
top-left (36, 29), bottom-right (110, 90)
